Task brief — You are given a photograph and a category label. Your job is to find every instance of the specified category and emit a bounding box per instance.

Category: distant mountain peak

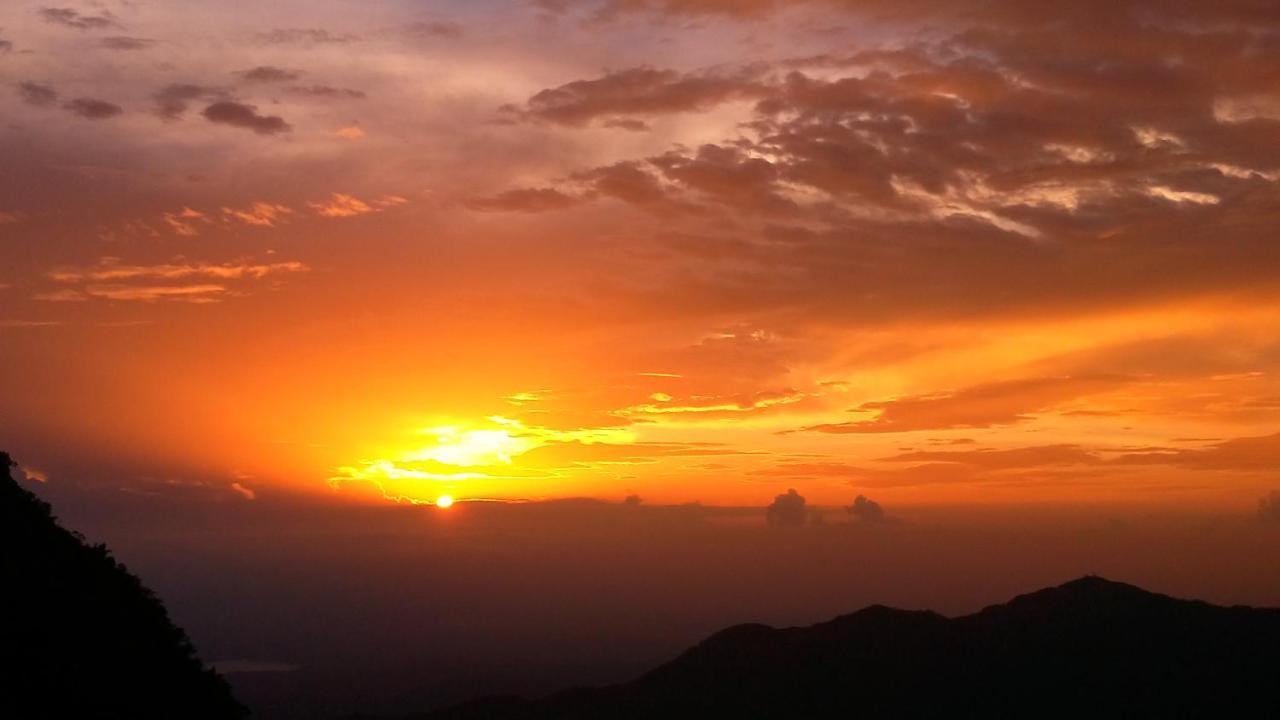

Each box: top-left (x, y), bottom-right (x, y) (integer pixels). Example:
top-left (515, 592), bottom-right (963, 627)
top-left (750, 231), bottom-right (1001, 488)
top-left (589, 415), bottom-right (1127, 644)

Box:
top-left (424, 573), bottom-right (1280, 719)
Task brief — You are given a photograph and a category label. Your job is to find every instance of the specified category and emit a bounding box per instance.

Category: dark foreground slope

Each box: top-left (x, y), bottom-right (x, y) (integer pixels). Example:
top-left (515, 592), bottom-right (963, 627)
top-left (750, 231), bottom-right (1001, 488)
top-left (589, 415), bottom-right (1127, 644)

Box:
top-left (422, 577), bottom-right (1280, 719)
top-left (0, 453), bottom-right (246, 719)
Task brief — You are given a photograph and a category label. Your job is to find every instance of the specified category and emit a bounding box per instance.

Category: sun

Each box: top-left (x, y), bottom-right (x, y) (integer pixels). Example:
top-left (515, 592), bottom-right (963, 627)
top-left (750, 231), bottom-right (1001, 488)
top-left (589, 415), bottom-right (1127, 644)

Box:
top-left (435, 494), bottom-right (455, 509)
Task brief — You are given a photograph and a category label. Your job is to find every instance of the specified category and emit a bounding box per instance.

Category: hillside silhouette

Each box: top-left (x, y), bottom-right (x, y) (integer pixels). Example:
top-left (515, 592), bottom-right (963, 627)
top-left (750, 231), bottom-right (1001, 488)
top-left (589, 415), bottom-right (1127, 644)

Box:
top-left (0, 453), bottom-right (246, 719)
top-left (419, 576), bottom-right (1280, 719)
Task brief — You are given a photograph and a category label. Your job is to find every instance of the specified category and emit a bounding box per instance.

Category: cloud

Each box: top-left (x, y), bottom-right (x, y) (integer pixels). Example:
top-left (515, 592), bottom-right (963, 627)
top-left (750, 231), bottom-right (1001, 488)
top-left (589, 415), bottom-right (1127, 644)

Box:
top-left (17, 82), bottom-right (58, 107)
top-left (230, 481), bottom-right (257, 500)
top-left (201, 101), bottom-right (290, 134)
top-left (847, 494), bottom-right (885, 523)
top-left (802, 376), bottom-right (1131, 434)
top-left (1112, 433), bottom-right (1280, 472)
top-left (163, 207), bottom-right (207, 236)
top-left (517, 66), bottom-right (768, 127)
top-left (572, 161), bottom-right (695, 213)
top-left (308, 193), bottom-right (374, 218)
top-left (152, 84), bottom-right (223, 119)
top-left (286, 85), bottom-right (366, 100)
top-left (754, 461), bottom-right (980, 488)
top-left (0, 320), bottom-right (64, 328)
top-left (81, 284), bottom-right (228, 303)
top-left (21, 466), bottom-right (49, 483)
top-left (602, 117), bottom-right (650, 131)
top-left (49, 259), bottom-right (308, 283)
top-left (100, 36), bottom-right (153, 50)
top-left (880, 445), bottom-right (1102, 470)
top-left (38, 7), bottom-right (118, 30)
top-left (334, 126), bottom-right (365, 139)
top-left (1260, 491), bottom-right (1280, 523)
top-left (237, 66), bottom-right (301, 83)
top-left (32, 289), bottom-right (88, 302)
top-left (515, 440), bottom-right (747, 469)
top-left (63, 98), bottom-right (123, 119)
top-left (401, 21), bottom-right (464, 39)
top-left (622, 387), bottom-right (812, 420)
top-left (495, 0), bottom-right (1280, 322)
top-left (766, 488), bottom-right (807, 526)
top-left (256, 28), bottom-right (358, 44)
top-left (221, 202), bottom-right (293, 226)
top-left (44, 259), bottom-right (308, 304)
top-left (307, 193), bottom-right (404, 218)
top-left (466, 188), bottom-right (584, 213)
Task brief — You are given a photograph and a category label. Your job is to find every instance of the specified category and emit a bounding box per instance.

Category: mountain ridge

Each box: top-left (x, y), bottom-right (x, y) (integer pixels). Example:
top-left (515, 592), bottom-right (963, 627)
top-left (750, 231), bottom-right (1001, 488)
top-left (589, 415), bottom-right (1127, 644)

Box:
top-left (417, 575), bottom-right (1280, 719)
top-left (0, 452), bottom-right (246, 719)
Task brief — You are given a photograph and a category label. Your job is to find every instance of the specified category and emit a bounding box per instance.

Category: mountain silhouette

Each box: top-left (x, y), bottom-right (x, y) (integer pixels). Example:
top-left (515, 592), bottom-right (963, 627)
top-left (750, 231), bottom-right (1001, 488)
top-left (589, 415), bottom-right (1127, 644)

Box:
top-left (0, 453), bottom-right (246, 719)
top-left (418, 576), bottom-right (1280, 719)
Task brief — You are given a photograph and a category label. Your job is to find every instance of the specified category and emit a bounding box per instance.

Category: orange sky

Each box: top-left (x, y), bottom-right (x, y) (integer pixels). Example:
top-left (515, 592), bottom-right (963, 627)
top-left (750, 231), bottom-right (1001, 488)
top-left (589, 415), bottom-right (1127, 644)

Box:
top-left (3, 0), bottom-right (1280, 512)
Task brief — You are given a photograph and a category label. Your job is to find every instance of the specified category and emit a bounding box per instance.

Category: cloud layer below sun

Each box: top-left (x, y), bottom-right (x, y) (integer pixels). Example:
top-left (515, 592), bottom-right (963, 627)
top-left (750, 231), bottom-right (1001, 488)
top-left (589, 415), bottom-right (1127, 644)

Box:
top-left (2, 0), bottom-right (1280, 510)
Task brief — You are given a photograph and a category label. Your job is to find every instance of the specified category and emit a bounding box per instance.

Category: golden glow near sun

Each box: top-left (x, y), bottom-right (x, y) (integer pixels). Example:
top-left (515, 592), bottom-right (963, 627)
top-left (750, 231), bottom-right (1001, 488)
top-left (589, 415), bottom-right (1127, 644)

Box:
top-left (435, 494), bottom-right (454, 509)
top-left (405, 425), bottom-right (535, 467)
top-left (330, 416), bottom-right (638, 503)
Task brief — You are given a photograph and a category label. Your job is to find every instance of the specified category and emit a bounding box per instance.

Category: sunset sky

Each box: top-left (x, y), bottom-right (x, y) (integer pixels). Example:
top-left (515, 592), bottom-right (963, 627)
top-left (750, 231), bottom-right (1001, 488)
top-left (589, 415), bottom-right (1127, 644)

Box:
top-left (4, 0), bottom-right (1280, 513)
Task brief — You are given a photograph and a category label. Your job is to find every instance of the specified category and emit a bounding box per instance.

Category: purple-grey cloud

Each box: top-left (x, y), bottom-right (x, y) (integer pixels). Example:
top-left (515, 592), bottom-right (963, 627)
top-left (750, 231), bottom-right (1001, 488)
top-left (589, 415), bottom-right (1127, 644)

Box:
top-left (64, 97), bottom-right (123, 120)
top-left (200, 101), bottom-right (290, 135)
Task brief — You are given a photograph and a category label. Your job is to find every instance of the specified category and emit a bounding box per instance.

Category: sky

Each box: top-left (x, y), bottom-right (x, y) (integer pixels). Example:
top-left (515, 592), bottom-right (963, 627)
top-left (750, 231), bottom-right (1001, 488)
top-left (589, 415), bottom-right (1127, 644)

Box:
top-left (4, 1), bottom-right (1280, 716)
top-left (5, 0), bottom-right (1280, 512)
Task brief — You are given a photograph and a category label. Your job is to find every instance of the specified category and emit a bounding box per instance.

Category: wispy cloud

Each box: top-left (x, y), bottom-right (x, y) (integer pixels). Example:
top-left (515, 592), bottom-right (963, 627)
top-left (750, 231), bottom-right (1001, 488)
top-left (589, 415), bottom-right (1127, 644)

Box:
top-left (39, 7), bottom-right (119, 30)
top-left (222, 202), bottom-right (293, 227)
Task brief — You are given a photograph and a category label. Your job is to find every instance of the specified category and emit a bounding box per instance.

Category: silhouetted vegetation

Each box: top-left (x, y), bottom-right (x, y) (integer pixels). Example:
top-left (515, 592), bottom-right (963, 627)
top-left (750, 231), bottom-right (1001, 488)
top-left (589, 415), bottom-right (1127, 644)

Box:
top-left (0, 452), bottom-right (247, 719)
top-left (419, 576), bottom-right (1280, 719)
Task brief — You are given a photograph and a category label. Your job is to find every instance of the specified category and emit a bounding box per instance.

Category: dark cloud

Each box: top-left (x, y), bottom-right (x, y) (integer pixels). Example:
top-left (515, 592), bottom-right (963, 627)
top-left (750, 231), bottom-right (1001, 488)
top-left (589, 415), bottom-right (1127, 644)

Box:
top-left (766, 488), bottom-right (806, 526)
top-left (572, 161), bottom-right (701, 214)
top-left (0, 35), bottom-right (11, 52)
top-left (466, 188), bottom-right (585, 213)
top-left (256, 28), bottom-right (359, 44)
top-left (63, 97), bottom-right (123, 120)
top-left (518, 66), bottom-right (769, 127)
top-left (200, 101), bottom-right (290, 135)
top-left (601, 117), bottom-right (650, 131)
top-left (650, 144), bottom-right (798, 216)
top-left (285, 85), bottom-right (366, 100)
top-left (237, 66), bottom-right (302, 83)
top-left (151, 84), bottom-right (224, 119)
top-left (1113, 432), bottom-right (1280, 472)
top-left (38, 7), bottom-right (118, 30)
top-left (847, 494), bottom-right (886, 522)
top-left (17, 82), bottom-right (58, 107)
top-left (100, 36), bottom-right (153, 50)
top-left (500, 1), bottom-right (1280, 327)
top-left (402, 21), bottom-right (464, 39)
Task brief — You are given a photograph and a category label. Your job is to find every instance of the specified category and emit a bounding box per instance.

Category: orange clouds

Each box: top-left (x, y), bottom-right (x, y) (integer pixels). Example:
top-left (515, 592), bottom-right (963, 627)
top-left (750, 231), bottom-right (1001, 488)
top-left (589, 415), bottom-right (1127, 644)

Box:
top-left (222, 202), bottom-right (293, 227)
top-left (40, 259), bottom-right (308, 303)
top-left (802, 377), bottom-right (1132, 434)
top-left (513, 66), bottom-right (769, 127)
top-left (308, 193), bottom-right (406, 218)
